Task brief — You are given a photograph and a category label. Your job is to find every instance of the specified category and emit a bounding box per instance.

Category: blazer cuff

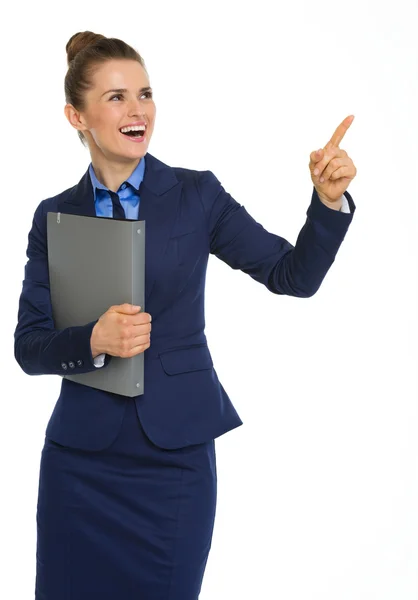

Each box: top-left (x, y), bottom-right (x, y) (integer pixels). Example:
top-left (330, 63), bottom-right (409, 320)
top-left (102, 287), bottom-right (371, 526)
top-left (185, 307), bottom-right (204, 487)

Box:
top-left (308, 187), bottom-right (356, 234)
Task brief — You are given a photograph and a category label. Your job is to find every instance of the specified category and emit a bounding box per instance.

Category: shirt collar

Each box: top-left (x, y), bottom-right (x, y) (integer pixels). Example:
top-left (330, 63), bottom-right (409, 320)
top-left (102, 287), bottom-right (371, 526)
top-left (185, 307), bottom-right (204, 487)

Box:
top-left (88, 156), bottom-right (146, 195)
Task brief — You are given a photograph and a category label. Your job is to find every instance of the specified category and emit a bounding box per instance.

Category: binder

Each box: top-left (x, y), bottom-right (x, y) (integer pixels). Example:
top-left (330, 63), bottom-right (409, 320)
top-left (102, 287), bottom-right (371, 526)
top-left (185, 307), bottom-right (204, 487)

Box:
top-left (47, 211), bottom-right (145, 398)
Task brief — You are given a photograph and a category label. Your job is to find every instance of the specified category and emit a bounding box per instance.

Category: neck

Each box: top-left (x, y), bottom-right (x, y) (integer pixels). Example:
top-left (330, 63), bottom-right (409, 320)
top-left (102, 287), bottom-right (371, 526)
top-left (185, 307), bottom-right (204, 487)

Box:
top-left (89, 148), bottom-right (142, 192)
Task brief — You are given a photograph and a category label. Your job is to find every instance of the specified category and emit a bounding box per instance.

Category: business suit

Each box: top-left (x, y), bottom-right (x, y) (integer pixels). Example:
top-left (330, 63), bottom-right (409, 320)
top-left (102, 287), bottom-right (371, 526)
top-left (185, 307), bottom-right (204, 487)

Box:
top-left (14, 152), bottom-right (355, 598)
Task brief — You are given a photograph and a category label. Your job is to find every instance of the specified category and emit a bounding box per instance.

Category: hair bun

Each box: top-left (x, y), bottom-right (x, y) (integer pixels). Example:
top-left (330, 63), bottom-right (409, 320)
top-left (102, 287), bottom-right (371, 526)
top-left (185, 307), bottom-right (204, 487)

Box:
top-left (66, 31), bottom-right (106, 66)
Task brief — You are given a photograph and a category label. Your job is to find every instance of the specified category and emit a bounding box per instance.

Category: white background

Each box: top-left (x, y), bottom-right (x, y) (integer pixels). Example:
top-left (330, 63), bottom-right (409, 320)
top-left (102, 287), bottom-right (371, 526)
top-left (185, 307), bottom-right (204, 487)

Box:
top-left (1, 0), bottom-right (417, 598)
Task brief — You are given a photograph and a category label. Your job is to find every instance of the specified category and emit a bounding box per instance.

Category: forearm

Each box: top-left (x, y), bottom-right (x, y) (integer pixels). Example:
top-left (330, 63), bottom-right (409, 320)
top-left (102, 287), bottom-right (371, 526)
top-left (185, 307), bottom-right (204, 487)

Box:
top-left (14, 319), bottom-right (106, 376)
top-left (268, 188), bottom-right (355, 297)
top-left (15, 200), bottom-right (111, 376)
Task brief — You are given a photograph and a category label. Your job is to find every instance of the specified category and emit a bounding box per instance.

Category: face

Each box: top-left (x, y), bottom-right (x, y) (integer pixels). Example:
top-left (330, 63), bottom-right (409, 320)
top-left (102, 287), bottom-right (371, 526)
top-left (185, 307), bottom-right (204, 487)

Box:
top-left (65, 59), bottom-right (156, 163)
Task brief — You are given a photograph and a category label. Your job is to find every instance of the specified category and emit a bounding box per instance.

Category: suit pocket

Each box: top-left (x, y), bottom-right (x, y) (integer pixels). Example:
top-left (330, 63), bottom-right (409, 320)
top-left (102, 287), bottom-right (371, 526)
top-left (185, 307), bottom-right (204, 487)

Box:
top-left (159, 344), bottom-right (213, 375)
top-left (170, 223), bottom-right (197, 238)
top-left (169, 229), bottom-right (198, 266)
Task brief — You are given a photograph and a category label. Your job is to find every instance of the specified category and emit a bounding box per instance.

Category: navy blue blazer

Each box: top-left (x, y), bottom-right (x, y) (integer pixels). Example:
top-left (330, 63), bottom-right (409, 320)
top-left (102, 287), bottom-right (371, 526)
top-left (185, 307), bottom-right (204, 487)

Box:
top-left (14, 153), bottom-right (355, 450)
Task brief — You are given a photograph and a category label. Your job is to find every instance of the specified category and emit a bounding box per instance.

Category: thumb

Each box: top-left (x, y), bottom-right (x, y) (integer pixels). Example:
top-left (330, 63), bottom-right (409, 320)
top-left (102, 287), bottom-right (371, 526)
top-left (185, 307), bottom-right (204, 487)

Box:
top-left (309, 148), bottom-right (323, 167)
top-left (114, 303), bottom-right (141, 313)
top-left (314, 148), bottom-right (323, 162)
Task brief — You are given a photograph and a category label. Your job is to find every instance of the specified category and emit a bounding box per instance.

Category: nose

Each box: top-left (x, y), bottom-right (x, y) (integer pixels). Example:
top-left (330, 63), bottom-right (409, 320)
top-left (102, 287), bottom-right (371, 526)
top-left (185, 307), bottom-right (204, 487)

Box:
top-left (127, 96), bottom-right (146, 118)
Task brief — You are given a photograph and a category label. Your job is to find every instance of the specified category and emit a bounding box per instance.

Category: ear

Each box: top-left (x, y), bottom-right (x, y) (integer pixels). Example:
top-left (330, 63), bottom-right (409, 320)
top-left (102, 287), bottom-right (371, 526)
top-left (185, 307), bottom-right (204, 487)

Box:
top-left (64, 103), bottom-right (89, 133)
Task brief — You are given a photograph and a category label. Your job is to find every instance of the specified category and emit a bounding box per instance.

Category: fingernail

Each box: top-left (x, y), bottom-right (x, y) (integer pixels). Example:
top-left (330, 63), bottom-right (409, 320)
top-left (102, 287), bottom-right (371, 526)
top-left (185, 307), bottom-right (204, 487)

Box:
top-left (320, 177), bottom-right (325, 183)
top-left (314, 168), bottom-right (319, 176)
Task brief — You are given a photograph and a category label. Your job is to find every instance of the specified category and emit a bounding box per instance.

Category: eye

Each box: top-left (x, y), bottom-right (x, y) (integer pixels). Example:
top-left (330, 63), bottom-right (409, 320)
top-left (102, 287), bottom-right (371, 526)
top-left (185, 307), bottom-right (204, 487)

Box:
top-left (109, 91), bottom-right (152, 101)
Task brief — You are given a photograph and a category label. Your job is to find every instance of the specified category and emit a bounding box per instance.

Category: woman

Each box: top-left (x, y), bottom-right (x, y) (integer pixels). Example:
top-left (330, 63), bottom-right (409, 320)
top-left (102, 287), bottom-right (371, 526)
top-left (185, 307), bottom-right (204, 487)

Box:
top-left (14, 31), bottom-right (357, 600)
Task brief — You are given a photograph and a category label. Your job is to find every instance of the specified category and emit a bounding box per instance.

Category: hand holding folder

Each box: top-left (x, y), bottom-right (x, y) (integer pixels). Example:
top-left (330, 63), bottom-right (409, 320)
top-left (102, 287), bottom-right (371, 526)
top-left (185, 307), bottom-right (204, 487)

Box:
top-left (90, 302), bottom-right (151, 359)
top-left (47, 211), bottom-right (146, 397)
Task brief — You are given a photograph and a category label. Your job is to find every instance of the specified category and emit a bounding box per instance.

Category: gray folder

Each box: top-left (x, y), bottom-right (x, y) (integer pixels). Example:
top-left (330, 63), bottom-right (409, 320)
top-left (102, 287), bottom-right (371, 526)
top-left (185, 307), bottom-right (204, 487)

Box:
top-left (47, 211), bottom-right (145, 397)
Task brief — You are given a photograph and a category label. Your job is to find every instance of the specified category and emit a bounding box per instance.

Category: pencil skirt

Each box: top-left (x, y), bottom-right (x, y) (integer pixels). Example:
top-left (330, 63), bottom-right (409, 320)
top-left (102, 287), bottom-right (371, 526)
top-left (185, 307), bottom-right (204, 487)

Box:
top-left (35, 397), bottom-right (217, 600)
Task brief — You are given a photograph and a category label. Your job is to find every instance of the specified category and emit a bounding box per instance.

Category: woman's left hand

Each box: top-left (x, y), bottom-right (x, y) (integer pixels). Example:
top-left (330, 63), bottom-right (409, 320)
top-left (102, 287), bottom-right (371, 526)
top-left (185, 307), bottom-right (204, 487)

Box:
top-left (309, 115), bottom-right (357, 207)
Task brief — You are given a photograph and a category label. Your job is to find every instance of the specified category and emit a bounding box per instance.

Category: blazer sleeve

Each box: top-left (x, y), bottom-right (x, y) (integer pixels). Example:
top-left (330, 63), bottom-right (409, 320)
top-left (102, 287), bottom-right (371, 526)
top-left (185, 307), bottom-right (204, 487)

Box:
top-left (14, 200), bottom-right (111, 376)
top-left (198, 170), bottom-right (355, 298)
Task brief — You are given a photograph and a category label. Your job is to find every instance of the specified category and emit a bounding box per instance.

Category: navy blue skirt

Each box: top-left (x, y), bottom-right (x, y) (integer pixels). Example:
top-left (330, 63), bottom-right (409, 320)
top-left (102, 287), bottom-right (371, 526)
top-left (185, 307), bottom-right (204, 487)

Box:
top-left (35, 397), bottom-right (217, 600)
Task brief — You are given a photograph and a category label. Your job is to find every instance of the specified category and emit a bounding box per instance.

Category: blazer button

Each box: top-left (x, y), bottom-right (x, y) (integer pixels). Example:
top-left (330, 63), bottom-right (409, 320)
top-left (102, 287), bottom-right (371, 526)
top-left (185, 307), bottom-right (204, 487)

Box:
top-left (61, 362), bottom-right (68, 370)
top-left (68, 361), bottom-right (75, 369)
top-left (76, 359), bottom-right (83, 367)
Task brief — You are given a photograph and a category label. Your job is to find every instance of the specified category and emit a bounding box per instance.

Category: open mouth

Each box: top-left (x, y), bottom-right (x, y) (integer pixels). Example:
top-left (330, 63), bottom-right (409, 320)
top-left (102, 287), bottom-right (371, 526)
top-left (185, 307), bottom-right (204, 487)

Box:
top-left (119, 125), bottom-right (146, 138)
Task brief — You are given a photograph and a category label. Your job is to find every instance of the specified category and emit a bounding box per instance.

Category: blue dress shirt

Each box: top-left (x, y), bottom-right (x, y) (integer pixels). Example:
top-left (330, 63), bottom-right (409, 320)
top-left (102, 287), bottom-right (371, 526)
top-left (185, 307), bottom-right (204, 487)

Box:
top-left (88, 156), bottom-right (146, 220)
top-left (89, 157), bottom-right (146, 367)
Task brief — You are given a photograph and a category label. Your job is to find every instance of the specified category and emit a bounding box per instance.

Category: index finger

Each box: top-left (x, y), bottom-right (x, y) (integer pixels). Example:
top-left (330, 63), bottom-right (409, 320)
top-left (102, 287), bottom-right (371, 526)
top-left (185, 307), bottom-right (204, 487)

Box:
top-left (326, 115), bottom-right (354, 148)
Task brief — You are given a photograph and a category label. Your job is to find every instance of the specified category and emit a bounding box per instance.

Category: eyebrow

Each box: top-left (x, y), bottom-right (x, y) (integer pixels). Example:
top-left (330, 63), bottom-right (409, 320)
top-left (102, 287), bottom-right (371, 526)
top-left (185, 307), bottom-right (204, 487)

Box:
top-left (101, 87), bottom-right (152, 98)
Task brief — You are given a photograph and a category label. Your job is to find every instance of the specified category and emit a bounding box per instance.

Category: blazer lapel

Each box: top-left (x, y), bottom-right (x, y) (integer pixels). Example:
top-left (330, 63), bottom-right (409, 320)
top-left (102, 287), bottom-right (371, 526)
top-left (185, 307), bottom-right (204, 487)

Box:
top-left (138, 154), bottom-right (183, 305)
top-left (59, 153), bottom-right (183, 308)
top-left (60, 168), bottom-right (97, 217)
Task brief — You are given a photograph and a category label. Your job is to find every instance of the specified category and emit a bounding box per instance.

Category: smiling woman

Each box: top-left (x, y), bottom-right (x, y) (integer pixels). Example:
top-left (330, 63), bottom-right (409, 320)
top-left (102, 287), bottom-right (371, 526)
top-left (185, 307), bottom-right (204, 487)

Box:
top-left (64, 32), bottom-right (156, 191)
top-left (14, 29), bottom-right (357, 600)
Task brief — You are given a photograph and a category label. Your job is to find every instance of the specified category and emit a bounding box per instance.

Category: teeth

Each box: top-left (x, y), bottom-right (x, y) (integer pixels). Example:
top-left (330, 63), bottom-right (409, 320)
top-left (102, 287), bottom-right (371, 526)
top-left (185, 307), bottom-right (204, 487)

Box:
top-left (120, 125), bottom-right (146, 133)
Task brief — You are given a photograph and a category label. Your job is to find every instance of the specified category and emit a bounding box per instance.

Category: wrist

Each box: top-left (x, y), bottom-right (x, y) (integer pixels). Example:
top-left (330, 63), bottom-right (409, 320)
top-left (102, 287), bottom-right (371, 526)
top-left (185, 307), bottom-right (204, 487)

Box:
top-left (90, 322), bottom-right (103, 358)
top-left (317, 191), bottom-right (343, 211)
